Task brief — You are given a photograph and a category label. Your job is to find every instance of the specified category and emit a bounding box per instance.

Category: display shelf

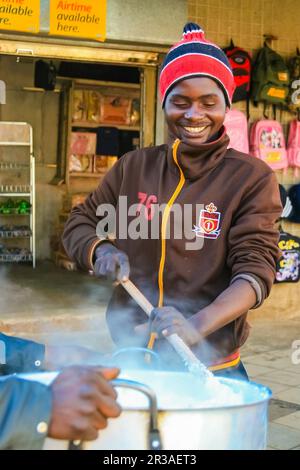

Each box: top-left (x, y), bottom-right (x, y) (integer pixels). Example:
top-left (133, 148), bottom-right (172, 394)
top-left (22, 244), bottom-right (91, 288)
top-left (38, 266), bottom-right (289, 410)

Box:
top-left (0, 162), bottom-right (29, 170)
top-left (71, 122), bottom-right (140, 131)
top-left (0, 212), bottom-right (30, 216)
top-left (69, 172), bottom-right (105, 178)
top-left (0, 230), bottom-right (31, 238)
top-left (0, 184), bottom-right (30, 193)
top-left (73, 78), bottom-right (140, 90)
top-left (0, 142), bottom-right (32, 146)
top-left (0, 122), bottom-right (35, 268)
top-left (65, 79), bottom-right (141, 190)
top-left (0, 253), bottom-right (33, 262)
top-left (0, 193), bottom-right (31, 197)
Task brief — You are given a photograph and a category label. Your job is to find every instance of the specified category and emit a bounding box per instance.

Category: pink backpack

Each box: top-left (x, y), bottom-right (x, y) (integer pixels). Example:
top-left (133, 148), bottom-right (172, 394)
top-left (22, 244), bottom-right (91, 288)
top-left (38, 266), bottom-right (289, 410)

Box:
top-left (224, 109), bottom-right (249, 154)
top-left (287, 120), bottom-right (300, 173)
top-left (249, 120), bottom-right (288, 170)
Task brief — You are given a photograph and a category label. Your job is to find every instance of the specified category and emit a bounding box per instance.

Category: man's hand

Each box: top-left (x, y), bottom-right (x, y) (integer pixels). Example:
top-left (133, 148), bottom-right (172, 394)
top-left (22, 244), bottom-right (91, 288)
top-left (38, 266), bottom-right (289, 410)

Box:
top-left (48, 366), bottom-right (121, 441)
top-left (44, 344), bottom-right (106, 370)
top-left (94, 243), bottom-right (130, 282)
top-left (149, 306), bottom-right (201, 347)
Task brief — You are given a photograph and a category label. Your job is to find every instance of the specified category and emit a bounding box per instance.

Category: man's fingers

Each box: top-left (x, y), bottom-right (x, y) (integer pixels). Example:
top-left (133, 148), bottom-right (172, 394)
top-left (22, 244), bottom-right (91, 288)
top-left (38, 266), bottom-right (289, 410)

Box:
top-left (95, 375), bottom-right (119, 399)
top-left (161, 326), bottom-right (178, 337)
top-left (95, 393), bottom-right (122, 418)
top-left (94, 248), bottom-right (130, 282)
top-left (105, 257), bottom-right (117, 275)
top-left (152, 317), bottom-right (179, 335)
top-left (78, 371), bottom-right (117, 400)
top-left (96, 259), bottom-right (108, 277)
top-left (78, 425), bottom-right (99, 441)
top-left (149, 309), bottom-right (157, 322)
top-left (100, 367), bottom-right (120, 381)
top-left (92, 410), bottom-right (109, 430)
top-left (94, 255), bottom-right (116, 278)
top-left (116, 254), bottom-right (130, 281)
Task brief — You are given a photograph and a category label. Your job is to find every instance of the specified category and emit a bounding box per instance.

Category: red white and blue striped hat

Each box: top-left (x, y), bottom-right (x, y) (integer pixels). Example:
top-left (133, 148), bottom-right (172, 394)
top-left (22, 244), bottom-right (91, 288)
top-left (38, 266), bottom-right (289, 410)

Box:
top-left (159, 23), bottom-right (235, 107)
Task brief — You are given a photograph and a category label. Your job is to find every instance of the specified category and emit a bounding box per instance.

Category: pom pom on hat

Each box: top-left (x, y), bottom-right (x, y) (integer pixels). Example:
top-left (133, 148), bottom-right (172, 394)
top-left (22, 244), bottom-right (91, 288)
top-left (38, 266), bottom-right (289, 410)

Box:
top-left (182, 22), bottom-right (206, 40)
top-left (159, 23), bottom-right (235, 107)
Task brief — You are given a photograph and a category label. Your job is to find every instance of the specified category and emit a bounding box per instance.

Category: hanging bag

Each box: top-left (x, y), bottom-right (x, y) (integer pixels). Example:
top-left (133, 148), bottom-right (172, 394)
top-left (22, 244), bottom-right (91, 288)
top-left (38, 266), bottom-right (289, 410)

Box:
top-left (224, 109), bottom-right (249, 154)
top-left (251, 44), bottom-right (289, 111)
top-left (288, 48), bottom-right (300, 117)
top-left (287, 119), bottom-right (300, 175)
top-left (275, 231), bottom-right (300, 283)
top-left (223, 40), bottom-right (252, 103)
top-left (249, 120), bottom-right (288, 170)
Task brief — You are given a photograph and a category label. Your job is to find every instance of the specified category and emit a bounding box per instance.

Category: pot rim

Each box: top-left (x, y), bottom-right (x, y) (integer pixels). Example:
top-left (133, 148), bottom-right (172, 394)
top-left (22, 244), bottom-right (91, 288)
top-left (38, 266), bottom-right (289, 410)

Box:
top-left (15, 371), bottom-right (272, 412)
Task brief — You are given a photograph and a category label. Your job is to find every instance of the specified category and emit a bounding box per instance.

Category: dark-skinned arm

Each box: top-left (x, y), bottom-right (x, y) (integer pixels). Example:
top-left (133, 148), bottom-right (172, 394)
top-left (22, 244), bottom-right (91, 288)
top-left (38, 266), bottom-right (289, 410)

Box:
top-left (189, 279), bottom-right (256, 340)
top-left (142, 279), bottom-right (256, 347)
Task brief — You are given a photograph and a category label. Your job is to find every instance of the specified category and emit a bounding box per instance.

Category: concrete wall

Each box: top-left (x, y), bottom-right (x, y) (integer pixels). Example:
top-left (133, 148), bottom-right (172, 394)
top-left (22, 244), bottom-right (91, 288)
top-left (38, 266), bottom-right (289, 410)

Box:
top-left (107, 0), bottom-right (186, 45)
top-left (188, 0), bottom-right (300, 53)
top-left (0, 55), bottom-right (63, 259)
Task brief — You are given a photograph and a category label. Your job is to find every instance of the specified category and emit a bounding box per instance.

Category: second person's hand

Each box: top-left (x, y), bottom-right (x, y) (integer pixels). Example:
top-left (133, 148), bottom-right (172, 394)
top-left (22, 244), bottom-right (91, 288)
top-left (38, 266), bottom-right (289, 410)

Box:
top-left (48, 366), bottom-right (121, 441)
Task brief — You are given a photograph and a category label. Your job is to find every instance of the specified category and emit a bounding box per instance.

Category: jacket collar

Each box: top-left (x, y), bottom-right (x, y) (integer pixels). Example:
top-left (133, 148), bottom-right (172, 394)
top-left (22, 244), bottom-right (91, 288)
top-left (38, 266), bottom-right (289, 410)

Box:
top-left (167, 126), bottom-right (229, 181)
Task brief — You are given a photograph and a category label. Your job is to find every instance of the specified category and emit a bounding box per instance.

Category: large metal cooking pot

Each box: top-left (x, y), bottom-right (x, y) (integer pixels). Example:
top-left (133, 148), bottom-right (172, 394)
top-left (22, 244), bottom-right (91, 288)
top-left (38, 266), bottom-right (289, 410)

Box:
top-left (18, 369), bottom-right (271, 450)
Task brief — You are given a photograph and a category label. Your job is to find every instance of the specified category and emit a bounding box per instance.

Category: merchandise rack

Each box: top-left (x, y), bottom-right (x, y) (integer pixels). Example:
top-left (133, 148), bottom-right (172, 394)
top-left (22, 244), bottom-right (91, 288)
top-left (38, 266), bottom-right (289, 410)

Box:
top-left (0, 229), bottom-right (32, 238)
top-left (66, 79), bottom-right (141, 188)
top-left (0, 122), bottom-right (35, 267)
top-left (0, 253), bottom-right (33, 263)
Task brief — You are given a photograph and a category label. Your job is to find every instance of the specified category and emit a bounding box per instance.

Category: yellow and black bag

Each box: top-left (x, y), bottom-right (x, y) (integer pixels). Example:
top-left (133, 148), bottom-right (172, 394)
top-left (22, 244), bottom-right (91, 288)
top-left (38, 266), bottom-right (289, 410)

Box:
top-left (251, 44), bottom-right (289, 107)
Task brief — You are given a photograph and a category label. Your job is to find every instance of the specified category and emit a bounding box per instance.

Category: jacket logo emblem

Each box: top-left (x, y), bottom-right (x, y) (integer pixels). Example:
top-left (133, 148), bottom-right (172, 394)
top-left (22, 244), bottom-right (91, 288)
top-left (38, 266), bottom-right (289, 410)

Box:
top-left (193, 202), bottom-right (221, 239)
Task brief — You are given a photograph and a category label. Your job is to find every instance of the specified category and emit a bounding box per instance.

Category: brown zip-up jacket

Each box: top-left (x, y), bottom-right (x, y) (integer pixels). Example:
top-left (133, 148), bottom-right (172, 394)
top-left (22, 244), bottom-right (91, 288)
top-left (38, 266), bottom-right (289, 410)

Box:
top-left (63, 129), bottom-right (282, 369)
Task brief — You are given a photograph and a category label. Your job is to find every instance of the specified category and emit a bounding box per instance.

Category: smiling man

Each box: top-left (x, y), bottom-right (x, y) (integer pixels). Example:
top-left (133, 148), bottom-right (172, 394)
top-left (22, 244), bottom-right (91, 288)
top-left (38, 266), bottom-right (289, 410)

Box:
top-left (164, 78), bottom-right (226, 146)
top-left (63, 23), bottom-right (282, 379)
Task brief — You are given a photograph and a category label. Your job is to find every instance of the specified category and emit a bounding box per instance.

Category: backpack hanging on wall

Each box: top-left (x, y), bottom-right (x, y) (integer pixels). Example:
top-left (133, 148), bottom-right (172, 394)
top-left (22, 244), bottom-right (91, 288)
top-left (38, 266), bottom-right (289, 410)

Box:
top-left (287, 119), bottom-right (300, 174)
top-left (275, 230), bottom-right (300, 283)
top-left (251, 44), bottom-right (289, 110)
top-left (279, 184), bottom-right (293, 219)
top-left (287, 184), bottom-right (300, 223)
top-left (288, 48), bottom-right (300, 115)
top-left (223, 40), bottom-right (252, 103)
top-left (249, 120), bottom-right (288, 170)
top-left (224, 109), bottom-right (249, 154)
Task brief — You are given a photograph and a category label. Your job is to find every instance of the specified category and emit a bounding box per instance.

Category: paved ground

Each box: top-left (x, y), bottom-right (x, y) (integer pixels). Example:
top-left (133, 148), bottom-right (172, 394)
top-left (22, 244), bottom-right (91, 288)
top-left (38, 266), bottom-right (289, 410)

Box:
top-left (242, 327), bottom-right (300, 450)
top-left (1, 261), bottom-right (300, 450)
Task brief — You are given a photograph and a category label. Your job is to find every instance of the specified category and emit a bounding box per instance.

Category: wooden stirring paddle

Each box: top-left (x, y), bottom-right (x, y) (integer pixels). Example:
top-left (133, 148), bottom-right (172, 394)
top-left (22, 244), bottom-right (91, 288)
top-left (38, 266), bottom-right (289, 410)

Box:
top-left (121, 279), bottom-right (213, 379)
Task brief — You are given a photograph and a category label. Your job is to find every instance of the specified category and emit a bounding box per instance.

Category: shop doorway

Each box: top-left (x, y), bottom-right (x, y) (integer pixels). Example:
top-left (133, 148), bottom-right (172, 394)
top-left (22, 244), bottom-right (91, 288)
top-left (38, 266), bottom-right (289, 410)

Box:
top-left (0, 45), bottom-right (158, 263)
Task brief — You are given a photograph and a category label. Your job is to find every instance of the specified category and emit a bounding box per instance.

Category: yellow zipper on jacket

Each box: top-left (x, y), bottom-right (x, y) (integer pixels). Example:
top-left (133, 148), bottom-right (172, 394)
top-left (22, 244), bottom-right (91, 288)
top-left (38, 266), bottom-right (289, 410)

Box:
top-left (147, 138), bottom-right (185, 350)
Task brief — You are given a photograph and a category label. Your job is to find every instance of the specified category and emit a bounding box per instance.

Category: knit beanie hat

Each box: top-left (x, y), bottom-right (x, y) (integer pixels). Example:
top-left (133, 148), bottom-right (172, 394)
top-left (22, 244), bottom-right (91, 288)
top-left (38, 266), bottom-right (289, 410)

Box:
top-left (159, 23), bottom-right (236, 107)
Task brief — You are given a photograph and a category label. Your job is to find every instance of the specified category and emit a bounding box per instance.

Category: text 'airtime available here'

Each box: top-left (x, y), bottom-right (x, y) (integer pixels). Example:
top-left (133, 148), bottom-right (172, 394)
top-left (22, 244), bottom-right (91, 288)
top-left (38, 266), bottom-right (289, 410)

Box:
top-left (49, 0), bottom-right (106, 41)
top-left (0, 0), bottom-right (40, 34)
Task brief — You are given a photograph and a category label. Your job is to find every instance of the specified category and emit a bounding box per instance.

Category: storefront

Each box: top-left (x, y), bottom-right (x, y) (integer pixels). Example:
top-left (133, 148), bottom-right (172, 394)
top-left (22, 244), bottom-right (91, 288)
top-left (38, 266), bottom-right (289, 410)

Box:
top-left (0, 0), bottom-right (186, 263)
